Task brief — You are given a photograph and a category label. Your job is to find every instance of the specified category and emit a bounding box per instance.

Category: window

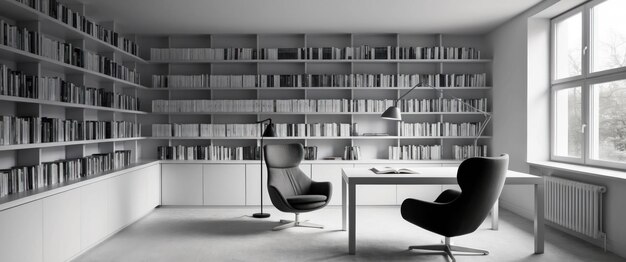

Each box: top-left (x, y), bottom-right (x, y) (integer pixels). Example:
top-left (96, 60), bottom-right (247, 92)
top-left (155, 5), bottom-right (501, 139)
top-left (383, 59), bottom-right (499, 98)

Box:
top-left (552, 0), bottom-right (626, 169)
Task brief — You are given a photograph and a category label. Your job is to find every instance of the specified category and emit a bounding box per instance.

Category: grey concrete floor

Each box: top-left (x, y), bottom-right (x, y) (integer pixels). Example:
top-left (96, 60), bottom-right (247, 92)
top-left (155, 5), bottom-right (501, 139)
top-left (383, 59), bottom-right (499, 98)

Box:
top-left (74, 206), bottom-right (624, 262)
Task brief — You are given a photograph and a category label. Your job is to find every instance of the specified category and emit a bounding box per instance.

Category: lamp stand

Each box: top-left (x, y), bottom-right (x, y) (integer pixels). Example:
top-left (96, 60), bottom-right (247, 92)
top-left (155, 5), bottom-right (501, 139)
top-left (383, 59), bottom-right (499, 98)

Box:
top-left (252, 125), bottom-right (270, 218)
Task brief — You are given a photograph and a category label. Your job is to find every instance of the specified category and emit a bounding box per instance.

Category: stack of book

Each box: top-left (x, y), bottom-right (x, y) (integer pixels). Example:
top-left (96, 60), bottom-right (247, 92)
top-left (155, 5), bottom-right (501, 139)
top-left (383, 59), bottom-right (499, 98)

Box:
top-left (398, 121), bottom-right (483, 137)
top-left (453, 145), bottom-right (488, 160)
top-left (157, 145), bottom-right (260, 160)
top-left (12, 0), bottom-right (139, 55)
top-left (0, 150), bottom-right (132, 198)
top-left (0, 21), bottom-right (140, 84)
top-left (303, 146), bottom-right (318, 160)
top-left (343, 146), bottom-right (361, 160)
top-left (150, 73), bottom-right (487, 89)
top-left (0, 116), bottom-right (141, 145)
top-left (388, 145), bottom-right (441, 160)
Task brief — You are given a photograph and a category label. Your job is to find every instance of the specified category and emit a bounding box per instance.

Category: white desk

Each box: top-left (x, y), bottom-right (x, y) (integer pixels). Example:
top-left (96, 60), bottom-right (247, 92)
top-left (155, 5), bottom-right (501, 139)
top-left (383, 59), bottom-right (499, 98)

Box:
top-left (341, 167), bottom-right (544, 255)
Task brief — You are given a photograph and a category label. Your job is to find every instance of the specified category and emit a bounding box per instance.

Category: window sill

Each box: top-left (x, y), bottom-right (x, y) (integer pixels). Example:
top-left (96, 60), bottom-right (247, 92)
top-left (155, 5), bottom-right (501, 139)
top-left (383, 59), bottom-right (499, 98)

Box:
top-left (527, 160), bottom-right (626, 182)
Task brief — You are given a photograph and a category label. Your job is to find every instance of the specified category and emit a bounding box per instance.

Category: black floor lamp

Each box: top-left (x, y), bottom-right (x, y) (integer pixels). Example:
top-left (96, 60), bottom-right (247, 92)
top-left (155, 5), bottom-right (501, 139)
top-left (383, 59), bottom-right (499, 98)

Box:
top-left (253, 118), bottom-right (276, 218)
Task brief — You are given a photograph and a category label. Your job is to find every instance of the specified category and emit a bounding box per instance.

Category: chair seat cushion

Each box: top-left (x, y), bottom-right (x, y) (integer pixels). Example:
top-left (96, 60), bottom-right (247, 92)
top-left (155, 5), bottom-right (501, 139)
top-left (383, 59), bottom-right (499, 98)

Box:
top-left (286, 195), bottom-right (328, 204)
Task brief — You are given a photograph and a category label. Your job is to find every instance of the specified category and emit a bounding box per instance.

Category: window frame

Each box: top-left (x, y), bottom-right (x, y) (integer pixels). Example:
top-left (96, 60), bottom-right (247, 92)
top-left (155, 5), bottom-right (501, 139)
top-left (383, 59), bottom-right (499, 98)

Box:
top-left (550, 0), bottom-right (626, 170)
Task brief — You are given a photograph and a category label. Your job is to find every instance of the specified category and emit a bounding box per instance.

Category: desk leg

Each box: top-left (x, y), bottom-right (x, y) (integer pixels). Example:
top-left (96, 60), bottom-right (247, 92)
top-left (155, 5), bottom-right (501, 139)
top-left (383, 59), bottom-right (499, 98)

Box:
top-left (348, 183), bottom-right (356, 255)
top-left (491, 199), bottom-right (499, 230)
top-left (535, 182), bottom-right (545, 254)
top-left (342, 178), bottom-right (347, 231)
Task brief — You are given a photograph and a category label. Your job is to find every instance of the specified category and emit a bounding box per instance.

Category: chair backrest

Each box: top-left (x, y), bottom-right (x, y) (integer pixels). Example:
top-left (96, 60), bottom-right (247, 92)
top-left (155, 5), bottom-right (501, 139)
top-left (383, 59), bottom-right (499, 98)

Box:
top-left (452, 154), bottom-right (509, 235)
top-left (264, 144), bottom-right (312, 199)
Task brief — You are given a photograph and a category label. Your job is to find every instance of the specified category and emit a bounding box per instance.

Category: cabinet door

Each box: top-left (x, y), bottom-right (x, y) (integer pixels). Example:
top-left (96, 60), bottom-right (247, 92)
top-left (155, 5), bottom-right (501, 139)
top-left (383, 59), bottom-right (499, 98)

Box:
top-left (80, 179), bottom-right (111, 250)
top-left (0, 200), bottom-right (43, 262)
top-left (203, 164), bottom-right (246, 205)
top-left (43, 189), bottom-right (81, 262)
top-left (395, 164), bottom-right (443, 204)
top-left (245, 163), bottom-right (270, 206)
top-left (353, 164), bottom-right (396, 205)
top-left (146, 164), bottom-right (162, 208)
top-left (311, 164), bottom-right (353, 205)
top-left (161, 164), bottom-right (203, 205)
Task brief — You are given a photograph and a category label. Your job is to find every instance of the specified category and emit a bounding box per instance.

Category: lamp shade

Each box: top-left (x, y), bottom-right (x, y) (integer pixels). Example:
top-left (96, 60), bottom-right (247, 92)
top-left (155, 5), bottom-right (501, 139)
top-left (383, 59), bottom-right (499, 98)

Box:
top-left (262, 123), bottom-right (276, 137)
top-left (381, 106), bottom-right (402, 121)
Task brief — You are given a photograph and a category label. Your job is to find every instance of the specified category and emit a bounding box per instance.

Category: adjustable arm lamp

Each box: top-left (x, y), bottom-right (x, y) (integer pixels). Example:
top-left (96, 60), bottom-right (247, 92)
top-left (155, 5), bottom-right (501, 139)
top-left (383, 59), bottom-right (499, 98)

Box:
top-left (252, 118), bottom-right (276, 219)
top-left (381, 82), bottom-right (491, 148)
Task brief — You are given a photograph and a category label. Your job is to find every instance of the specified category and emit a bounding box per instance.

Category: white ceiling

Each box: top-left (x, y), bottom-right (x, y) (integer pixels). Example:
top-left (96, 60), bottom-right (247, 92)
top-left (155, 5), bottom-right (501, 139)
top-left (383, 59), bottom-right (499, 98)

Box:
top-left (80, 0), bottom-right (543, 35)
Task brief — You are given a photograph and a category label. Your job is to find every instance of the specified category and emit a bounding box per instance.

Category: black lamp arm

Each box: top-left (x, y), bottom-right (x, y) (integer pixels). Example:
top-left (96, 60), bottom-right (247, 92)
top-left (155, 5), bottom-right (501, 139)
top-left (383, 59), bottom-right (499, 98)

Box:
top-left (256, 118), bottom-right (273, 124)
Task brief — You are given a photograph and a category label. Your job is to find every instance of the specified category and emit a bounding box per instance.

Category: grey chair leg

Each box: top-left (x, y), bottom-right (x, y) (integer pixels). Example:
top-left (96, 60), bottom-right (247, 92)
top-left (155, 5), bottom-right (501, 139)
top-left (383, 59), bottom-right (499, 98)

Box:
top-left (449, 245), bottom-right (489, 255)
top-left (408, 237), bottom-right (487, 262)
top-left (273, 213), bottom-right (324, 231)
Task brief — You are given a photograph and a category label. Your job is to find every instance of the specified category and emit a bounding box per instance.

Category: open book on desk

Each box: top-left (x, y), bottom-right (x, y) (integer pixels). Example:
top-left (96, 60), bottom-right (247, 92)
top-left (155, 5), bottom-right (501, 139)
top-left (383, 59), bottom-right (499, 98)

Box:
top-left (370, 167), bottom-right (419, 174)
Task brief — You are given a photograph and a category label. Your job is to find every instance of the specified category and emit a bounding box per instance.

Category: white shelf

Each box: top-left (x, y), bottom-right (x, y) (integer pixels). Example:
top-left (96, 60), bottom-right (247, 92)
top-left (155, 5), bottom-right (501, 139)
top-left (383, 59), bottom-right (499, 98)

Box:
top-left (0, 45), bottom-right (148, 90)
top-left (0, 137), bottom-right (147, 151)
top-left (149, 59), bottom-right (492, 64)
top-left (149, 136), bottom-right (491, 140)
top-left (148, 86), bottom-right (492, 91)
top-left (0, 0), bottom-right (146, 64)
top-left (0, 161), bottom-right (159, 212)
top-left (158, 159), bottom-right (463, 164)
top-left (0, 95), bottom-right (149, 114)
top-left (152, 112), bottom-right (490, 115)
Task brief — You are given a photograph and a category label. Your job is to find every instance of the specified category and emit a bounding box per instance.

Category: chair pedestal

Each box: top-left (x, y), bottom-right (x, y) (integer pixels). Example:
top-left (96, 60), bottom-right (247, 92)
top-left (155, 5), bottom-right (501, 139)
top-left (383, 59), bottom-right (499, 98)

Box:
top-left (408, 237), bottom-right (488, 262)
top-left (273, 213), bottom-right (324, 231)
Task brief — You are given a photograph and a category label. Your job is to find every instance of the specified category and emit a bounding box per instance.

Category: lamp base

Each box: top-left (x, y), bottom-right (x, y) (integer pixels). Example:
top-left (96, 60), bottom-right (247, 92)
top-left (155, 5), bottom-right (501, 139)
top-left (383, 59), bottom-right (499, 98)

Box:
top-left (252, 212), bottom-right (271, 218)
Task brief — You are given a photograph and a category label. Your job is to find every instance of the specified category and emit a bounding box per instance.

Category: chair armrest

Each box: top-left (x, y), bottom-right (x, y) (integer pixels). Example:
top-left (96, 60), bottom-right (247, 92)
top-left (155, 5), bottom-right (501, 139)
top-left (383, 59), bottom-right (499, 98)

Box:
top-left (310, 181), bottom-right (333, 199)
top-left (435, 189), bottom-right (461, 204)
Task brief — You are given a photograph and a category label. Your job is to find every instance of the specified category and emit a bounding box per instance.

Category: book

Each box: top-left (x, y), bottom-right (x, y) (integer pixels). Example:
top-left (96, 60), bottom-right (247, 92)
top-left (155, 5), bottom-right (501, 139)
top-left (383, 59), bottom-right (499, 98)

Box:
top-left (370, 167), bottom-right (419, 174)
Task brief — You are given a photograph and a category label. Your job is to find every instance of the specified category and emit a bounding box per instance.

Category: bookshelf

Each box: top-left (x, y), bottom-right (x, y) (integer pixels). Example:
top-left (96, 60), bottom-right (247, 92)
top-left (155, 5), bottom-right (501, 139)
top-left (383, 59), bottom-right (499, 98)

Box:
top-left (137, 33), bottom-right (492, 162)
top-left (0, 0), bottom-right (147, 200)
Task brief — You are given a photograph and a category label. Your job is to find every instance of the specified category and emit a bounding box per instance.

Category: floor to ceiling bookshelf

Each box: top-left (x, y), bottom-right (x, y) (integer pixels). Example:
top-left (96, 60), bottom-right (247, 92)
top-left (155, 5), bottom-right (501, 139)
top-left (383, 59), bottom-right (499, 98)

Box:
top-left (137, 33), bottom-right (492, 162)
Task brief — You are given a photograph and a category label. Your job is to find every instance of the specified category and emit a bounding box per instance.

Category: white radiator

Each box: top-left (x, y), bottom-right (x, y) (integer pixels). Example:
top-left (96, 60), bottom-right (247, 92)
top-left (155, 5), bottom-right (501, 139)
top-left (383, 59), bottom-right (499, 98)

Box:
top-left (545, 176), bottom-right (606, 246)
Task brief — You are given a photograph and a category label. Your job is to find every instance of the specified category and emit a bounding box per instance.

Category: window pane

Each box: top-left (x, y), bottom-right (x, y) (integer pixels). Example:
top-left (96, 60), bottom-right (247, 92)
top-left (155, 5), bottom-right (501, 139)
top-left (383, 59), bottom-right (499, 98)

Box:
top-left (591, 0), bottom-right (626, 72)
top-left (591, 79), bottom-right (626, 162)
top-left (555, 87), bottom-right (583, 157)
top-left (555, 12), bottom-right (582, 79)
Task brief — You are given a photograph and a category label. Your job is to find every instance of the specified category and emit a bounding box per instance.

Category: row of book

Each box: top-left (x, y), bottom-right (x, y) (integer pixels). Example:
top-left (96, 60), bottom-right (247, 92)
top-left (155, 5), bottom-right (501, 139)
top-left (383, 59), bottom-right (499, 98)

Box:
top-left (149, 46), bottom-right (481, 61)
top-left (151, 73), bottom-right (487, 88)
top-left (0, 150), bottom-right (132, 197)
top-left (152, 123), bottom-right (358, 138)
top-left (0, 115), bottom-right (141, 145)
top-left (389, 145), bottom-right (442, 160)
top-left (0, 65), bottom-right (141, 110)
top-left (157, 145), bottom-right (319, 161)
top-left (273, 123), bottom-right (356, 137)
top-left (151, 98), bottom-right (488, 113)
top-left (343, 146), bottom-right (362, 160)
top-left (398, 122), bottom-right (485, 137)
top-left (157, 145), bottom-right (261, 160)
top-left (452, 145), bottom-right (488, 160)
top-left (13, 0), bottom-right (139, 55)
top-left (0, 21), bottom-right (141, 84)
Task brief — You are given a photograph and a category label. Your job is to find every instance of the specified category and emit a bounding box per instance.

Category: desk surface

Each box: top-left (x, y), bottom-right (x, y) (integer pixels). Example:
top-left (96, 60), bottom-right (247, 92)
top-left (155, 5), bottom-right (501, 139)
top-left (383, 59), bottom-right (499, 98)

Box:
top-left (342, 167), bottom-right (542, 185)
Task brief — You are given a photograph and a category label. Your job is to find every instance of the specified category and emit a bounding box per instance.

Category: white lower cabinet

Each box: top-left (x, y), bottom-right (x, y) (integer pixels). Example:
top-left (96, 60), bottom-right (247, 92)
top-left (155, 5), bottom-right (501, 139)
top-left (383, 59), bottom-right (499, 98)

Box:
top-left (80, 179), bottom-right (111, 251)
top-left (0, 200), bottom-right (43, 262)
top-left (311, 164), bottom-right (353, 205)
top-left (245, 163), bottom-right (271, 205)
top-left (203, 164), bottom-right (246, 205)
top-left (43, 189), bottom-right (81, 262)
top-left (161, 164), bottom-right (203, 205)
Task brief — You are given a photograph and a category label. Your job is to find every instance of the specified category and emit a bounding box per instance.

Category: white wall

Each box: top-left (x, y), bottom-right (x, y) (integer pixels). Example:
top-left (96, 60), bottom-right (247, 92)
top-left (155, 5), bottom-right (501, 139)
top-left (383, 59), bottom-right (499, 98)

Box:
top-left (487, 0), bottom-right (626, 258)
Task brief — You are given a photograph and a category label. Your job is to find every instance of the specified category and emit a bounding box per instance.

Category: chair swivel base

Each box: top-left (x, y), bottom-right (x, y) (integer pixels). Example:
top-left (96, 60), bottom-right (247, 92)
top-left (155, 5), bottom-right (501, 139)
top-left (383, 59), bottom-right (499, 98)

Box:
top-left (273, 213), bottom-right (324, 231)
top-left (408, 237), bottom-right (488, 262)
